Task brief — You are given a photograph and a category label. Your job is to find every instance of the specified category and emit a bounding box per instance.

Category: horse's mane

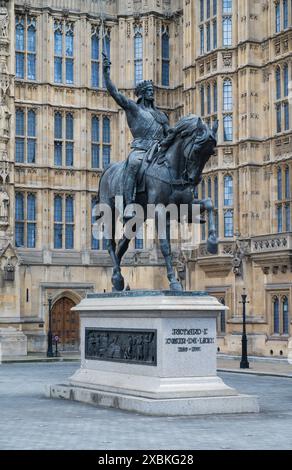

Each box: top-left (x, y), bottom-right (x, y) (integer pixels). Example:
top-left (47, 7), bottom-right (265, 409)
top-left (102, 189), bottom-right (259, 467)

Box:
top-left (156, 114), bottom-right (201, 162)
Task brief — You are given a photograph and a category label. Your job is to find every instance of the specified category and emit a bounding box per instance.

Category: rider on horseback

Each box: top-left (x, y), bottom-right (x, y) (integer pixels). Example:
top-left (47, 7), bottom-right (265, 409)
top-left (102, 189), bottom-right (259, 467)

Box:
top-left (102, 52), bottom-right (169, 220)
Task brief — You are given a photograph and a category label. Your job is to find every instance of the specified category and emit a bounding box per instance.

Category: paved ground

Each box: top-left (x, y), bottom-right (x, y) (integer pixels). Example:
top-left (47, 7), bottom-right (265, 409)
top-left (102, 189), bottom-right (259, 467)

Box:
top-left (0, 362), bottom-right (292, 450)
top-left (4, 353), bottom-right (292, 377)
top-left (217, 355), bottom-right (292, 377)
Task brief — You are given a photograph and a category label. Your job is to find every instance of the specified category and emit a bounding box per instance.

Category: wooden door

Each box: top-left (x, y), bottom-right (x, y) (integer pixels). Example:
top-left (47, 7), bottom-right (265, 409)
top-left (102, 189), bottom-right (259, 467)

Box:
top-left (51, 297), bottom-right (79, 351)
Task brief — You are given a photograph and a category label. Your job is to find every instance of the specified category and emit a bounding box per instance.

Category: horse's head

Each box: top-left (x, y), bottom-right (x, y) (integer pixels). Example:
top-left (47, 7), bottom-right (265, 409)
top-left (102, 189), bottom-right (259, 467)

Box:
top-left (179, 115), bottom-right (218, 184)
top-left (158, 114), bottom-right (218, 185)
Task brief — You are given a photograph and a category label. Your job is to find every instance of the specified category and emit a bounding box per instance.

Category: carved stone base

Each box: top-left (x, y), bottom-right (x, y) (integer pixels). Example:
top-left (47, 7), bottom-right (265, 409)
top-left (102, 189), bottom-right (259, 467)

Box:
top-left (46, 291), bottom-right (259, 416)
top-left (47, 384), bottom-right (259, 416)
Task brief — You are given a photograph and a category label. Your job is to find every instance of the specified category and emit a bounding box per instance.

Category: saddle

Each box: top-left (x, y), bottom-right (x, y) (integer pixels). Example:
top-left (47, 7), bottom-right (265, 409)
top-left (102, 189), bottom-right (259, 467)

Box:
top-left (135, 142), bottom-right (159, 194)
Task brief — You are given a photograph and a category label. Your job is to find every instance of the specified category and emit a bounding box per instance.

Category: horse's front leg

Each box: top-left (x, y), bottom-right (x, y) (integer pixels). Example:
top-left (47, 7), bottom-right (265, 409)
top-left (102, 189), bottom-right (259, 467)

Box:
top-left (105, 238), bottom-right (125, 291)
top-left (104, 215), bottom-right (125, 291)
top-left (155, 211), bottom-right (183, 291)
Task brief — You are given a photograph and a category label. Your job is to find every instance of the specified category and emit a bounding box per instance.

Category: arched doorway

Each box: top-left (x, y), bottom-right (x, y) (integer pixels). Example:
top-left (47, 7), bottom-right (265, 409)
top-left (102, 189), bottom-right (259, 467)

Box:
top-left (51, 297), bottom-right (79, 351)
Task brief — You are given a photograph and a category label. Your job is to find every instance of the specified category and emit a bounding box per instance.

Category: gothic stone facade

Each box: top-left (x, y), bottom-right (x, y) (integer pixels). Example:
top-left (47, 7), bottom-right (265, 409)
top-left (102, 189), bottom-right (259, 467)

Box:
top-left (0, 0), bottom-right (291, 356)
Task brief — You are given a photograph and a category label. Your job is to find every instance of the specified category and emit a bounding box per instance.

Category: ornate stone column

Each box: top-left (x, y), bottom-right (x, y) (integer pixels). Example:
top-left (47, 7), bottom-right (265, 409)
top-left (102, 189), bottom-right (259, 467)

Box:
top-left (0, 0), bottom-right (14, 248)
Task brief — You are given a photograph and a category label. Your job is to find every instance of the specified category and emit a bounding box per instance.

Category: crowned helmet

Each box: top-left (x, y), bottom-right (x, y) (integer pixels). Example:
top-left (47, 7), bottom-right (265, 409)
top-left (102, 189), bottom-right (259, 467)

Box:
top-left (135, 80), bottom-right (154, 101)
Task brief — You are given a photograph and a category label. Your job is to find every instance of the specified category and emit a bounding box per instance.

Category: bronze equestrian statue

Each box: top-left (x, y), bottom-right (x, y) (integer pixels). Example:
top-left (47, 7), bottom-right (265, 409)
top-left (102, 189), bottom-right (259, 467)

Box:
top-left (103, 52), bottom-right (169, 221)
top-left (95, 53), bottom-right (219, 292)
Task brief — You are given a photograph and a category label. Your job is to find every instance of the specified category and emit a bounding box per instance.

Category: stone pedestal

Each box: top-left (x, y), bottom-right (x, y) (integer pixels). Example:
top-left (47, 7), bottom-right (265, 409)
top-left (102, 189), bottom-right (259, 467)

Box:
top-left (46, 291), bottom-right (259, 416)
top-left (0, 327), bottom-right (27, 358)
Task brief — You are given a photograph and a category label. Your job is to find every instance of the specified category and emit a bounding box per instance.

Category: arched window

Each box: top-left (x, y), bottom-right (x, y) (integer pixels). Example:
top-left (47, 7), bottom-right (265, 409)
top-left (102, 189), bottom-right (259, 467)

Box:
top-left (200, 86), bottom-right (205, 116)
top-left (273, 297), bottom-right (280, 333)
top-left (277, 205), bottom-right (283, 232)
top-left (285, 166), bottom-right (290, 199)
top-left (277, 167), bottom-right (282, 200)
top-left (276, 103), bottom-right (282, 133)
top-left (224, 175), bottom-right (233, 206)
top-left (223, 79), bottom-right (232, 111)
top-left (206, 22), bottom-right (211, 51)
top-left (161, 27), bottom-right (170, 86)
top-left (200, 26), bottom-right (204, 54)
top-left (213, 0), bottom-right (217, 15)
top-left (285, 101), bottom-right (290, 130)
top-left (200, 0), bottom-right (204, 22)
top-left (213, 19), bottom-right (217, 49)
top-left (65, 23), bottom-right (74, 84)
top-left (223, 0), bottom-right (232, 14)
top-left (207, 0), bottom-right (211, 18)
top-left (224, 210), bottom-right (233, 237)
top-left (275, 2), bottom-right (281, 32)
top-left (65, 196), bottom-right (74, 249)
top-left (27, 193), bottom-right (36, 248)
top-left (15, 109), bottom-right (25, 163)
top-left (134, 26), bottom-right (143, 84)
top-left (222, 16), bottom-right (232, 46)
top-left (16, 16), bottom-right (36, 80)
top-left (283, 0), bottom-right (288, 29)
top-left (54, 195), bottom-right (63, 249)
top-left (207, 85), bottom-right (211, 114)
top-left (15, 193), bottom-right (24, 247)
top-left (102, 117), bottom-right (111, 169)
top-left (54, 22), bottom-right (63, 83)
top-left (91, 31), bottom-right (99, 88)
top-left (213, 82), bottom-right (218, 113)
top-left (54, 196), bottom-right (62, 222)
top-left (285, 203), bottom-right (291, 231)
top-left (276, 67), bottom-right (281, 99)
top-left (283, 297), bottom-right (289, 334)
top-left (283, 64), bottom-right (289, 97)
top-left (214, 176), bottom-right (218, 208)
top-left (223, 115), bottom-right (233, 141)
top-left (27, 110), bottom-right (36, 164)
top-left (27, 193), bottom-right (36, 220)
top-left (27, 18), bottom-right (36, 80)
top-left (91, 116), bottom-right (100, 168)
top-left (65, 113), bottom-right (74, 166)
top-left (54, 112), bottom-right (62, 139)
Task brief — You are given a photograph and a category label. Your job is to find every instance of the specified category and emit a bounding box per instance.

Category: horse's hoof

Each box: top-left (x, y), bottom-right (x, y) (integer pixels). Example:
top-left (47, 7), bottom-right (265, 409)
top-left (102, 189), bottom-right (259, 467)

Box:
top-left (111, 271), bottom-right (125, 291)
top-left (169, 280), bottom-right (183, 292)
top-left (207, 235), bottom-right (218, 255)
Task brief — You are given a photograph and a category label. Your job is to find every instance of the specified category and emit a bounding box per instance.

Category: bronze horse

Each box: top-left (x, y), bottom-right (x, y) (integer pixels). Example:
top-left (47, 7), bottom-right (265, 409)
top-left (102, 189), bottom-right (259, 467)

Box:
top-left (95, 114), bottom-right (218, 291)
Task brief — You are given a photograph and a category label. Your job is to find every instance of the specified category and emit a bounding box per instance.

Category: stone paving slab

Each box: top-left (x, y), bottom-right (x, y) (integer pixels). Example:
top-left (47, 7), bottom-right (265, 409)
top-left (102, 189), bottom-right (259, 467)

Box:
top-left (0, 362), bottom-right (292, 450)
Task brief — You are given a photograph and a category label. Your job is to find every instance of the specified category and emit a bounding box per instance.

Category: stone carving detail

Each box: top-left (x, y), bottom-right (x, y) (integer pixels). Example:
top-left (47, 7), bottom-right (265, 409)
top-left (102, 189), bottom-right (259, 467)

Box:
top-left (0, 3), bottom-right (11, 220)
top-left (253, 236), bottom-right (288, 251)
top-left (0, 97), bottom-right (11, 139)
top-left (0, 186), bottom-right (9, 226)
top-left (222, 52), bottom-right (232, 67)
top-left (222, 244), bottom-right (234, 255)
top-left (85, 328), bottom-right (157, 365)
top-left (4, 258), bottom-right (14, 281)
top-left (0, 7), bottom-right (8, 39)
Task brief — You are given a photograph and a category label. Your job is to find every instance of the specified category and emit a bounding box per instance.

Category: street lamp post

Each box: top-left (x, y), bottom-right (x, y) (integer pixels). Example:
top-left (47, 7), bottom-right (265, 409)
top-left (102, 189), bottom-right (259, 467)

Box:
top-left (47, 294), bottom-right (54, 358)
top-left (240, 289), bottom-right (249, 369)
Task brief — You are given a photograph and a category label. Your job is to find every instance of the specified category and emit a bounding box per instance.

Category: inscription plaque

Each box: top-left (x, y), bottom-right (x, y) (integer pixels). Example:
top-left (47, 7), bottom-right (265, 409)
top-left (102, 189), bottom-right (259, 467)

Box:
top-left (85, 328), bottom-right (157, 365)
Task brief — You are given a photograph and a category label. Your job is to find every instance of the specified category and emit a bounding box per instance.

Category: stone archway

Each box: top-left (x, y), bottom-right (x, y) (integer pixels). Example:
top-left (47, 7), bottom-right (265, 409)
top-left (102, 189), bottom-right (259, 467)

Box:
top-left (51, 297), bottom-right (79, 352)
